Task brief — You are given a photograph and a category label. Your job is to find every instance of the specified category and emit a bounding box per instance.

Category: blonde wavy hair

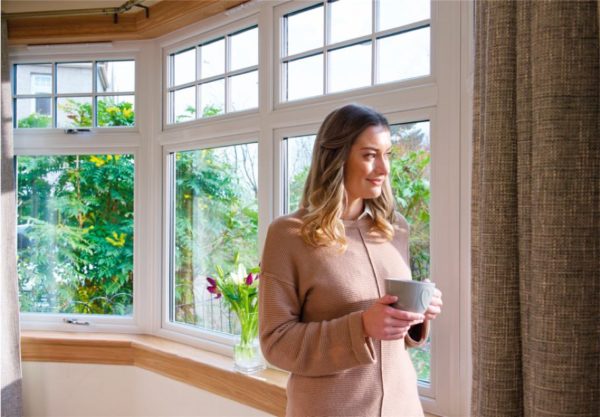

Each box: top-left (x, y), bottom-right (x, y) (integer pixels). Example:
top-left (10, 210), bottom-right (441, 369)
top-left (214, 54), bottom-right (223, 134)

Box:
top-left (300, 104), bottom-right (397, 250)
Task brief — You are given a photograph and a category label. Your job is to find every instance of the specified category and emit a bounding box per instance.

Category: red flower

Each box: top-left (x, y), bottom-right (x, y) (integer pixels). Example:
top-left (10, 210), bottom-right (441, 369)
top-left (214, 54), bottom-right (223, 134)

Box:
top-left (245, 273), bottom-right (254, 286)
top-left (206, 277), bottom-right (221, 299)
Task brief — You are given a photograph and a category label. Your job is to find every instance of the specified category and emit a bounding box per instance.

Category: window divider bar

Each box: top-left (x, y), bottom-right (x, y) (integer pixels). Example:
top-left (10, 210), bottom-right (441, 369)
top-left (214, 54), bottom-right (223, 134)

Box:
top-left (92, 60), bottom-right (97, 127)
top-left (375, 21), bottom-right (431, 40)
top-left (371, 2), bottom-right (377, 87)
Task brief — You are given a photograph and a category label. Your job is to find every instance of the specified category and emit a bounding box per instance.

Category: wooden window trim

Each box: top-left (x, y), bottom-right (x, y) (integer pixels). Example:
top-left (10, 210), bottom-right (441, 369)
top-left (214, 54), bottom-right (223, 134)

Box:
top-left (21, 331), bottom-right (288, 417)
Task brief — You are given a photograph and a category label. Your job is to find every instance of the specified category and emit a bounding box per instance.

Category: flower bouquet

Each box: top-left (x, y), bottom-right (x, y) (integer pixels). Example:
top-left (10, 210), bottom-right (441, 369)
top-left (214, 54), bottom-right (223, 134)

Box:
top-left (206, 258), bottom-right (265, 373)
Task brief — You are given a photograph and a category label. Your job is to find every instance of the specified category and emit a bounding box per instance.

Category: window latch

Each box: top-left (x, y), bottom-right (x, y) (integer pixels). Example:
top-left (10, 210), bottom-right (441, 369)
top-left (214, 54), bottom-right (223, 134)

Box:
top-left (64, 318), bottom-right (90, 326)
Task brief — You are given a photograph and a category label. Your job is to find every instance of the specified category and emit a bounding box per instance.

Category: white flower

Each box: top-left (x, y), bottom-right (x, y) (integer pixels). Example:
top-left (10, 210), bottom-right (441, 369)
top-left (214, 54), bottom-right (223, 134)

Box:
top-left (229, 263), bottom-right (247, 285)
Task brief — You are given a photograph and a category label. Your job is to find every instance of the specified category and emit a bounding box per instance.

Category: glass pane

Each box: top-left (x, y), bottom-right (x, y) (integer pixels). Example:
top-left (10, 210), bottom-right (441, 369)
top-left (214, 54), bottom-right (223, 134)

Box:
top-left (199, 79), bottom-right (225, 118)
top-left (285, 5), bottom-right (324, 56)
top-left (390, 121), bottom-right (431, 383)
top-left (377, 27), bottom-right (430, 83)
top-left (230, 27), bottom-right (258, 71)
top-left (200, 38), bottom-right (225, 79)
top-left (17, 154), bottom-right (135, 315)
top-left (172, 87), bottom-right (196, 123)
top-left (15, 64), bottom-right (52, 95)
top-left (378, 0), bottom-right (430, 32)
top-left (173, 48), bottom-right (196, 86)
top-left (97, 96), bottom-right (135, 127)
top-left (286, 54), bottom-right (323, 101)
top-left (57, 62), bottom-right (92, 94)
top-left (16, 98), bottom-right (52, 128)
top-left (97, 60), bottom-right (135, 93)
top-left (328, 42), bottom-right (371, 93)
top-left (329, 0), bottom-right (372, 44)
top-left (229, 70), bottom-right (258, 112)
top-left (172, 143), bottom-right (259, 333)
top-left (57, 97), bottom-right (92, 128)
top-left (285, 135), bottom-right (316, 213)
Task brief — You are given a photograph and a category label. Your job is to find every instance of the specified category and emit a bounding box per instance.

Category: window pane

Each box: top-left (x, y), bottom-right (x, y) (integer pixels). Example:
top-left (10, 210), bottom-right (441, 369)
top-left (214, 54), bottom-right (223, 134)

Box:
top-left (173, 48), bottom-right (196, 86)
top-left (97, 96), bottom-right (135, 127)
top-left (97, 60), bottom-right (135, 93)
top-left (285, 5), bottom-right (324, 56)
top-left (16, 64), bottom-right (52, 95)
top-left (172, 87), bottom-right (196, 123)
top-left (199, 79), bottom-right (225, 118)
top-left (285, 135), bottom-right (316, 213)
top-left (57, 62), bottom-right (92, 94)
top-left (16, 98), bottom-right (52, 128)
top-left (200, 39), bottom-right (225, 79)
top-left (390, 121), bottom-right (431, 383)
top-left (57, 97), bottom-right (92, 128)
top-left (286, 54), bottom-right (323, 101)
top-left (230, 27), bottom-right (258, 71)
top-left (329, 0), bottom-right (372, 44)
top-left (378, 0), bottom-right (430, 32)
top-left (17, 154), bottom-right (134, 315)
top-left (377, 27), bottom-right (430, 83)
top-left (328, 42), bottom-right (371, 93)
top-left (172, 143), bottom-right (259, 333)
top-left (229, 70), bottom-right (258, 112)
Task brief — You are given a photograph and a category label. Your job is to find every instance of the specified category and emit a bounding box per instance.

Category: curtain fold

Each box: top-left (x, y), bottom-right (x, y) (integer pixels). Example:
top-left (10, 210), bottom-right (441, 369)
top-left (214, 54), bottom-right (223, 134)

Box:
top-left (1, 18), bottom-right (23, 417)
top-left (472, 1), bottom-right (599, 416)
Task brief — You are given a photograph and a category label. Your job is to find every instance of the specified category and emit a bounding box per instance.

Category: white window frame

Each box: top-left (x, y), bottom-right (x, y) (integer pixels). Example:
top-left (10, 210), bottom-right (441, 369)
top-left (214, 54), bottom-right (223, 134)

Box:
top-left (12, 1), bottom-right (473, 415)
top-left (157, 1), bottom-right (467, 414)
top-left (158, 132), bottom-right (261, 356)
top-left (11, 43), bottom-right (150, 334)
top-left (273, 108), bottom-right (440, 399)
top-left (273, 0), bottom-right (434, 108)
top-left (162, 15), bottom-right (260, 130)
top-left (13, 59), bottom-right (136, 131)
top-left (15, 146), bottom-right (142, 333)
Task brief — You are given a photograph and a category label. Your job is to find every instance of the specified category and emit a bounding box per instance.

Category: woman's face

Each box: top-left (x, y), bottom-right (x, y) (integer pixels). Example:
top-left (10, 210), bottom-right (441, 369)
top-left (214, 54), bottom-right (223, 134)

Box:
top-left (344, 125), bottom-right (392, 202)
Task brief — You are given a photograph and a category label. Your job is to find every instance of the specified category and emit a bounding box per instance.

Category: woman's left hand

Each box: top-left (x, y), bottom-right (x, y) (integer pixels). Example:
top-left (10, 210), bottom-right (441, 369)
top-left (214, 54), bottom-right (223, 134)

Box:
top-left (424, 281), bottom-right (442, 321)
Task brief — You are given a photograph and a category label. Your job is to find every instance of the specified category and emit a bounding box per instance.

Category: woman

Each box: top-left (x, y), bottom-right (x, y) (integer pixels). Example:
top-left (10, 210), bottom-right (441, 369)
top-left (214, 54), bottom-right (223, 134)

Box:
top-left (259, 104), bottom-right (443, 417)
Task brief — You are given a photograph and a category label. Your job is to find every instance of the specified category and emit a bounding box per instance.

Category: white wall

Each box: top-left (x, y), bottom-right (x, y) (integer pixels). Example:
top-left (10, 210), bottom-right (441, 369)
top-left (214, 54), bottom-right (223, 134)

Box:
top-left (22, 362), bottom-right (272, 417)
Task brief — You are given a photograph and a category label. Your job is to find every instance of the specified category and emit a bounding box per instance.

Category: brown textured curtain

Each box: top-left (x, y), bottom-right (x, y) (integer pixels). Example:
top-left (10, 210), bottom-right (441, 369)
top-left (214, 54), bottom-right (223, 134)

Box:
top-left (472, 1), bottom-right (599, 416)
top-left (1, 18), bottom-right (23, 417)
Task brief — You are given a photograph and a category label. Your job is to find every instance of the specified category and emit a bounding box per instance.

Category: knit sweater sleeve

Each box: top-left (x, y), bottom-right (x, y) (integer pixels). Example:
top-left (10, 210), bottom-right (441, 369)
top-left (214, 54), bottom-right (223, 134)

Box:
top-left (258, 218), bottom-right (376, 377)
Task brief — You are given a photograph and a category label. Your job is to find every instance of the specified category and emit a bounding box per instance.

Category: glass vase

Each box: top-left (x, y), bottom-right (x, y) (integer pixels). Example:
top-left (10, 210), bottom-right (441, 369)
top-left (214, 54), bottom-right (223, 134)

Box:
top-left (234, 311), bottom-right (265, 373)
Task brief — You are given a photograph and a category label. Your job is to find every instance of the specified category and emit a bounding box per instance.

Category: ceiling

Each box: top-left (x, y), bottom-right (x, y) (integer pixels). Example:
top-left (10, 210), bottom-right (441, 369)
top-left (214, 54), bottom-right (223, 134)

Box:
top-left (3, 0), bottom-right (249, 45)
top-left (1, 1), bottom-right (162, 15)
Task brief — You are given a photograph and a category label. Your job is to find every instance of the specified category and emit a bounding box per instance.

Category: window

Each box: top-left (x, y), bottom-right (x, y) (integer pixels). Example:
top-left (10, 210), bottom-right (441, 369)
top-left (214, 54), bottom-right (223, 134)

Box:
top-left (167, 26), bottom-right (259, 124)
top-left (14, 60), bottom-right (135, 129)
top-left (283, 121), bottom-right (432, 383)
top-left (13, 1), bottom-right (468, 414)
top-left (168, 143), bottom-right (259, 335)
top-left (17, 154), bottom-right (135, 315)
top-left (281, 0), bottom-right (431, 102)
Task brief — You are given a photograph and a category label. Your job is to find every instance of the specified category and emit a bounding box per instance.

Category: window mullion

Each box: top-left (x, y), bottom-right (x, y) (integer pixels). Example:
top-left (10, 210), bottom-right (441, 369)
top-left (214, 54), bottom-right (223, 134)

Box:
top-left (225, 34), bottom-right (231, 114)
top-left (53, 62), bottom-right (57, 128)
top-left (196, 45), bottom-right (201, 120)
top-left (371, 0), bottom-right (377, 86)
top-left (323, 0), bottom-right (329, 95)
top-left (92, 60), bottom-right (97, 127)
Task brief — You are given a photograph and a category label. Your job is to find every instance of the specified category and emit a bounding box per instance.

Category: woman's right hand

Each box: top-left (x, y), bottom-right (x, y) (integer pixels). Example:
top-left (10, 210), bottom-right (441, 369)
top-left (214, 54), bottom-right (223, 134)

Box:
top-left (361, 294), bottom-right (425, 340)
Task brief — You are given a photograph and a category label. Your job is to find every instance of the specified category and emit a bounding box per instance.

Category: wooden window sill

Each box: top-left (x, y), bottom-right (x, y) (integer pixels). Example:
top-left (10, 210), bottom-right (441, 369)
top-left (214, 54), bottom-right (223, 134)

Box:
top-left (21, 331), bottom-right (439, 417)
top-left (20, 331), bottom-right (288, 417)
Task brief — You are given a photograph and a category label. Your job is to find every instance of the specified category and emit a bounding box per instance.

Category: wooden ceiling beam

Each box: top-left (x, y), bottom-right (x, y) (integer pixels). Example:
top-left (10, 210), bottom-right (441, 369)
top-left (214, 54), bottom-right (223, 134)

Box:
top-left (6, 0), bottom-right (249, 46)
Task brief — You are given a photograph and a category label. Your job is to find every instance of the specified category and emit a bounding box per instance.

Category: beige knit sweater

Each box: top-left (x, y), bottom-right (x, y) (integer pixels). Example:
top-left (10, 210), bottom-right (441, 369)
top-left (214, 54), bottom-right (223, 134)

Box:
top-left (259, 209), bottom-right (429, 417)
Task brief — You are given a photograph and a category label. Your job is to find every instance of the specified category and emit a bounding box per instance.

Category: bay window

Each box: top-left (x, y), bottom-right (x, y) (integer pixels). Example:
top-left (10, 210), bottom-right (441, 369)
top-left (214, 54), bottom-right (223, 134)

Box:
top-left (12, 1), bottom-right (469, 415)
